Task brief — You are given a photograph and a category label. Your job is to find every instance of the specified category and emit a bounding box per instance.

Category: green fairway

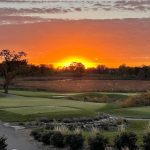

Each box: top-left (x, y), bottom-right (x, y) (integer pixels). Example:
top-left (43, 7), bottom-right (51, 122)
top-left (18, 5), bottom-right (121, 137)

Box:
top-left (6, 90), bottom-right (77, 98)
top-left (0, 95), bottom-right (106, 111)
top-left (6, 90), bottom-right (138, 100)
top-left (0, 90), bottom-right (107, 121)
top-left (0, 90), bottom-right (149, 121)
top-left (2, 106), bottom-right (79, 115)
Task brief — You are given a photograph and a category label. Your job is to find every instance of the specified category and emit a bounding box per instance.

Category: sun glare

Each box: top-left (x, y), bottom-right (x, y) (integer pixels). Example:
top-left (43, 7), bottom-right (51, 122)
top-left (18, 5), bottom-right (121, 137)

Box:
top-left (54, 56), bottom-right (97, 68)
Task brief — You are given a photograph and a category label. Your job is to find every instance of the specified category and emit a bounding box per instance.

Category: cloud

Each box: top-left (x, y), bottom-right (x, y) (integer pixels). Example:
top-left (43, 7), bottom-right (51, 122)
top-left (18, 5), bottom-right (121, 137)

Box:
top-left (0, 0), bottom-right (150, 24)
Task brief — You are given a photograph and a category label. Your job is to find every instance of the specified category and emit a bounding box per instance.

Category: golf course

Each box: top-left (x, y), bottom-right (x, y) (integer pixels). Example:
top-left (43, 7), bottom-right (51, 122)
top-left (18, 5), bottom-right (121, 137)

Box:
top-left (0, 90), bottom-right (149, 122)
top-left (1, 0), bottom-right (150, 148)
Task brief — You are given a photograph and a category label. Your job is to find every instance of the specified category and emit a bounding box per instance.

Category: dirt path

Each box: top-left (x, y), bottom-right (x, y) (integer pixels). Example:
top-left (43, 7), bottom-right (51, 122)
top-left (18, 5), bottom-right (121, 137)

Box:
top-left (0, 123), bottom-right (42, 150)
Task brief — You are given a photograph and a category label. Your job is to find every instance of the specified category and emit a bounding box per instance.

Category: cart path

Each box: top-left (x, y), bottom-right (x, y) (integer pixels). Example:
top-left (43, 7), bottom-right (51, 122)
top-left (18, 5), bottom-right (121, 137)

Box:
top-left (125, 117), bottom-right (150, 121)
top-left (0, 123), bottom-right (42, 150)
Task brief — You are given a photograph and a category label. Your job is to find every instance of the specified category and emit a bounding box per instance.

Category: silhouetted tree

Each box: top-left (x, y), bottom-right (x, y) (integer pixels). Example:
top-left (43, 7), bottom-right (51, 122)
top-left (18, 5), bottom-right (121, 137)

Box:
top-left (39, 64), bottom-right (54, 76)
top-left (97, 65), bottom-right (107, 74)
top-left (0, 49), bottom-right (27, 93)
top-left (137, 70), bottom-right (146, 80)
top-left (67, 62), bottom-right (85, 77)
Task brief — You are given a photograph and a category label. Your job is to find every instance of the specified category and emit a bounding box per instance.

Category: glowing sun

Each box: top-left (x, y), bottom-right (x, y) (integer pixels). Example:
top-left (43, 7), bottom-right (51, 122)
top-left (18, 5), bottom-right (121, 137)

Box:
top-left (54, 56), bottom-right (97, 68)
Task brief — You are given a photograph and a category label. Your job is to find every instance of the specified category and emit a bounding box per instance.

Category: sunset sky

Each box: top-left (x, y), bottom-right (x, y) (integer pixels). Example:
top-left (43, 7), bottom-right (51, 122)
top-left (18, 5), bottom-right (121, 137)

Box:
top-left (0, 0), bottom-right (150, 68)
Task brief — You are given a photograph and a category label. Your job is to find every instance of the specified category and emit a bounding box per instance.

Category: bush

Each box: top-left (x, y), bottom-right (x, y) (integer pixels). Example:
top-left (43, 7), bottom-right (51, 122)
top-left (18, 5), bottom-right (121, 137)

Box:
top-left (121, 92), bottom-right (150, 107)
top-left (143, 133), bottom-right (150, 150)
top-left (65, 134), bottom-right (84, 150)
top-left (41, 131), bottom-right (54, 145)
top-left (114, 132), bottom-right (138, 150)
top-left (88, 134), bottom-right (108, 150)
top-left (50, 131), bottom-right (65, 148)
top-left (30, 129), bottom-right (43, 141)
top-left (0, 137), bottom-right (7, 150)
top-left (39, 117), bottom-right (50, 123)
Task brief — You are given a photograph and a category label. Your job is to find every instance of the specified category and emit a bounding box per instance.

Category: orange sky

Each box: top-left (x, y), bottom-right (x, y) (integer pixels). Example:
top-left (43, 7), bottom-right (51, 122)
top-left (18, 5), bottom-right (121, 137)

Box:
top-left (0, 19), bottom-right (150, 68)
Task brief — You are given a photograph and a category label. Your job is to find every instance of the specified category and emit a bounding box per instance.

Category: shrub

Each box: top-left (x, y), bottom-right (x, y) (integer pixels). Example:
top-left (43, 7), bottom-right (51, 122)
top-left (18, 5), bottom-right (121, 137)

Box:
top-left (18, 122), bottom-right (25, 126)
top-left (114, 132), bottom-right (138, 150)
top-left (62, 118), bottom-right (74, 123)
top-left (88, 134), bottom-right (108, 150)
top-left (54, 125), bottom-right (69, 134)
top-left (30, 129), bottom-right (43, 141)
top-left (100, 95), bottom-right (109, 103)
top-left (143, 133), bottom-right (150, 150)
top-left (50, 131), bottom-right (65, 148)
top-left (39, 117), bottom-right (50, 123)
top-left (121, 92), bottom-right (150, 107)
top-left (41, 131), bottom-right (54, 145)
top-left (65, 134), bottom-right (84, 150)
top-left (0, 137), bottom-right (7, 150)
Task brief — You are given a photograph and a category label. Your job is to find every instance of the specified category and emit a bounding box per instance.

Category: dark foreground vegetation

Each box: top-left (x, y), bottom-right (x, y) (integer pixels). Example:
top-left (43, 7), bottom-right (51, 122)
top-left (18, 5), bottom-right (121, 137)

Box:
top-left (0, 136), bottom-right (7, 150)
top-left (27, 113), bottom-right (150, 149)
top-left (30, 128), bottom-right (150, 150)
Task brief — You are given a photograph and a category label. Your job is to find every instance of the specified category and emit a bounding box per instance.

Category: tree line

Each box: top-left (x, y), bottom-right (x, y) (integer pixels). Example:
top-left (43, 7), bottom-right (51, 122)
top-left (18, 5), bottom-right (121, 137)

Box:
top-left (0, 49), bottom-right (150, 93)
top-left (0, 50), bottom-right (150, 79)
top-left (1, 61), bottom-right (150, 79)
